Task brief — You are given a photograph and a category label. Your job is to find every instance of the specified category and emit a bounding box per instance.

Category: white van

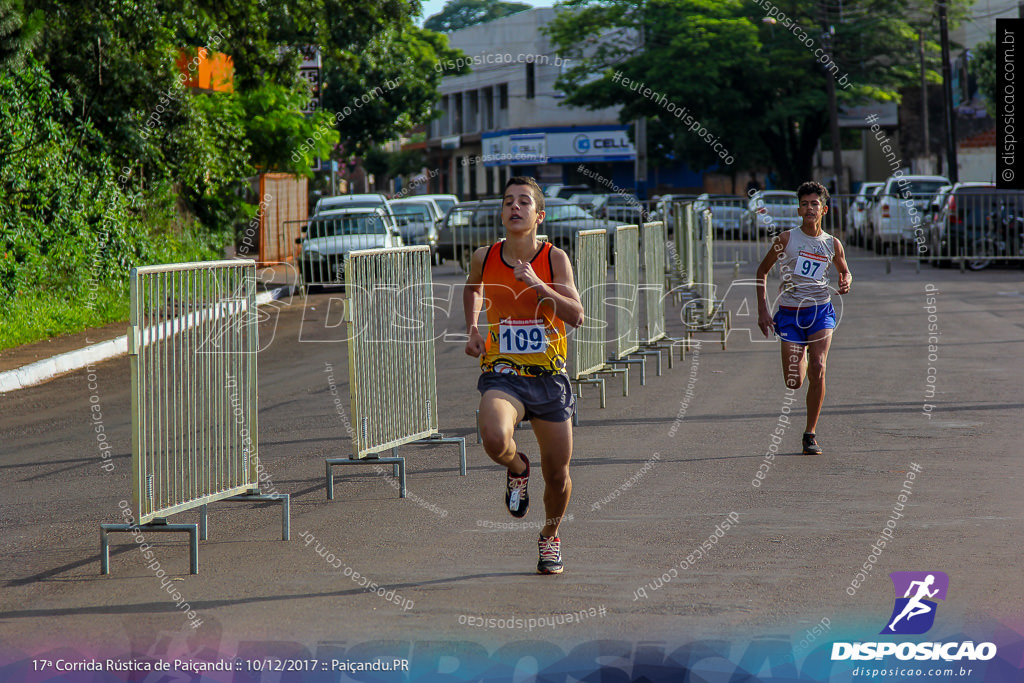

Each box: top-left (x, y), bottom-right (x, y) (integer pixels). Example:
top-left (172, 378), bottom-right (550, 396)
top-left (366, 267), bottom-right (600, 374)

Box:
top-left (870, 175), bottom-right (949, 253)
top-left (313, 193), bottom-right (396, 220)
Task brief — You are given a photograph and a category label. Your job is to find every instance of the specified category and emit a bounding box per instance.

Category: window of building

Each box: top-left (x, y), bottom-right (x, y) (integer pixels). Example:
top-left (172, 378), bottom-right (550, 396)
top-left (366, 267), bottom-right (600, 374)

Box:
top-left (525, 63), bottom-right (535, 99)
top-left (468, 90), bottom-right (479, 132)
top-left (499, 83), bottom-right (508, 110)
top-left (437, 96), bottom-right (448, 137)
top-left (483, 86), bottom-right (494, 130)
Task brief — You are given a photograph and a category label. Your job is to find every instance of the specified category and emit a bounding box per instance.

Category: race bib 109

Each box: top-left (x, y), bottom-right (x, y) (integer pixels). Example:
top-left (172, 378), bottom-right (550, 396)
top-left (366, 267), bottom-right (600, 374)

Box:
top-left (498, 319), bottom-right (548, 354)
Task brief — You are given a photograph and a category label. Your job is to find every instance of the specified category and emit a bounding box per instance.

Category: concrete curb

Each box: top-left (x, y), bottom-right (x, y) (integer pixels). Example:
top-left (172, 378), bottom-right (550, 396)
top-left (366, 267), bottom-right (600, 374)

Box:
top-left (0, 289), bottom-right (280, 395)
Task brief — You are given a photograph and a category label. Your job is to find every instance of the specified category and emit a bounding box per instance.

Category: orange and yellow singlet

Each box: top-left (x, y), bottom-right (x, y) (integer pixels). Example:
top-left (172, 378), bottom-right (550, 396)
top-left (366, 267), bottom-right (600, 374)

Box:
top-left (479, 240), bottom-right (568, 377)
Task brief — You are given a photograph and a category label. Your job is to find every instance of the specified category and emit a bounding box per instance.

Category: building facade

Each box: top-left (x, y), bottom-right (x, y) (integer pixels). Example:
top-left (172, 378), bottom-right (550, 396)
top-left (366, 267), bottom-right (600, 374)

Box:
top-left (425, 9), bottom-right (649, 198)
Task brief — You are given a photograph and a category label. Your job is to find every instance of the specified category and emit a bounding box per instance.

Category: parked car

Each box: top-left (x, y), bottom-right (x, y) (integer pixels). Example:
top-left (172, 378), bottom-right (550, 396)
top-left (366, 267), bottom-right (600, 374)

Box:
top-left (924, 185), bottom-right (954, 237)
top-left (419, 193), bottom-right (460, 215)
top-left (539, 199), bottom-right (620, 262)
top-left (869, 174), bottom-right (949, 253)
top-left (297, 208), bottom-right (403, 287)
top-left (859, 185), bottom-right (885, 247)
top-left (543, 184), bottom-right (591, 199)
top-left (312, 193), bottom-right (396, 220)
top-left (436, 198), bottom-right (620, 270)
top-left (566, 193), bottom-right (602, 213)
top-left (742, 190), bottom-right (801, 238)
top-left (436, 200), bottom-right (503, 270)
top-left (928, 183), bottom-right (1024, 267)
top-left (693, 193), bottom-right (746, 239)
top-left (388, 197), bottom-right (443, 263)
top-left (846, 182), bottom-right (884, 246)
top-left (591, 193), bottom-right (648, 224)
top-left (649, 194), bottom-right (700, 227)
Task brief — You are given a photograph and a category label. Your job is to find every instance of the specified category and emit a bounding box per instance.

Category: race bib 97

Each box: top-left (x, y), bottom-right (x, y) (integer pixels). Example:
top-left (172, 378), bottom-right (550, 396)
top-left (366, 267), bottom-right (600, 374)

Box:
top-left (795, 250), bottom-right (829, 283)
top-left (498, 319), bottom-right (548, 354)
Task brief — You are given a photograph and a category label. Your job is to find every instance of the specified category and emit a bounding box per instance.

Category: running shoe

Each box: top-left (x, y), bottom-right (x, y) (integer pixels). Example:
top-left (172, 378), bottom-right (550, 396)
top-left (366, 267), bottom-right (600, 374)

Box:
top-left (505, 452), bottom-right (530, 518)
top-left (803, 432), bottom-right (823, 455)
top-left (537, 534), bottom-right (563, 574)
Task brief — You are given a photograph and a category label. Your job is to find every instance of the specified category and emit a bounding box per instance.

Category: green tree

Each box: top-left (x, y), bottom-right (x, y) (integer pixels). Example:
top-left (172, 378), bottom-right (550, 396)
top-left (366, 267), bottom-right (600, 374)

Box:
top-left (0, 58), bottom-right (214, 309)
top-left (424, 0), bottom-right (531, 33)
top-left (238, 83), bottom-right (338, 174)
top-left (321, 21), bottom-right (464, 156)
top-left (362, 146), bottom-right (426, 191)
top-left (0, 0), bottom-right (42, 69)
top-left (545, 0), bottom-right (972, 189)
top-left (974, 37), bottom-right (996, 118)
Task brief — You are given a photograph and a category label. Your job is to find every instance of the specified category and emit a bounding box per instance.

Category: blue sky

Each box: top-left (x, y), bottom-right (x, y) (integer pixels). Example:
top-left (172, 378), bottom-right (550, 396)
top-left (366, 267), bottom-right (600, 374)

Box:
top-left (417, 0), bottom-right (551, 27)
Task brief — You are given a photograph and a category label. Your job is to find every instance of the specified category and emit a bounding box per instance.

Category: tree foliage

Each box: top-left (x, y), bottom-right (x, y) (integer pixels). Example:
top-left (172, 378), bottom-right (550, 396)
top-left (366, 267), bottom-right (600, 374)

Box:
top-left (424, 0), bottom-right (531, 33)
top-left (0, 59), bottom-right (215, 309)
top-left (0, 0), bottom-right (461, 340)
top-left (973, 37), bottom-right (996, 118)
top-left (545, 0), bottom-right (972, 188)
top-left (0, 0), bottom-right (42, 69)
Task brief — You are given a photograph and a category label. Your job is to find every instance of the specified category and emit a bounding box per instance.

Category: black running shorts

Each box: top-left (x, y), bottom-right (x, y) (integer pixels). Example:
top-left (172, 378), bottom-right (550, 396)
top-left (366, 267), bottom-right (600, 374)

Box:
top-left (477, 371), bottom-right (575, 423)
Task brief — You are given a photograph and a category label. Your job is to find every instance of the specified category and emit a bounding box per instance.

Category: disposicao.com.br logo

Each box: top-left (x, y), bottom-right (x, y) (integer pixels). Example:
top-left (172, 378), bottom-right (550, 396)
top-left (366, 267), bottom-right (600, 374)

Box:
top-left (831, 571), bottom-right (997, 663)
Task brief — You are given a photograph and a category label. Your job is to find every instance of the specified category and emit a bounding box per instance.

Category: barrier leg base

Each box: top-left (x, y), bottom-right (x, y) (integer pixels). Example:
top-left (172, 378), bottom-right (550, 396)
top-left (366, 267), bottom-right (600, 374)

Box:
top-left (596, 365), bottom-right (630, 396)
top-left (611, 356), bottom-right (646, 387)
top-left (100, 521), bottom-right (199, 575)
top-left (634, 349), bottom-right (662, 377)
top-left (326, 455), bottom-right (406, 500)
top-left (410, 434), bottom-right (468, 476)
top-left (221, 492), bottom-right (291, 541)
top-left (684, 303), bottom-right (731, 350)
top-left (571, 377), bottom-right (607, 410)
top-left (647, 340), bottom-right (683, 370)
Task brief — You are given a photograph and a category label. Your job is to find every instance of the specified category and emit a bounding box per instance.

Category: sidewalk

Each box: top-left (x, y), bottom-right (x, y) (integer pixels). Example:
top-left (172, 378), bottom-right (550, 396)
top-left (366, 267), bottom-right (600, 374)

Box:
top-left (0, 277), bottom-right (292, 393)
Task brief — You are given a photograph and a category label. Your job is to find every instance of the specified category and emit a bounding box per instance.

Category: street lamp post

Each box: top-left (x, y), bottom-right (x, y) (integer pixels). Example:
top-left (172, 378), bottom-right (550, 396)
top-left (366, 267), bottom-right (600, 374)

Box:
top-left (938, 0), bottom-right (958, 183)
top-left (821, 10), bottom-right (843, 195)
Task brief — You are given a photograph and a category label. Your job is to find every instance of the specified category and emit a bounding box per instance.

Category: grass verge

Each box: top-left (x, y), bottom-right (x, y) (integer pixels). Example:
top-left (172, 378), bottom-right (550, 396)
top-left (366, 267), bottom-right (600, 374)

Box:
top-left (0, 282), bottom-right (129, 352)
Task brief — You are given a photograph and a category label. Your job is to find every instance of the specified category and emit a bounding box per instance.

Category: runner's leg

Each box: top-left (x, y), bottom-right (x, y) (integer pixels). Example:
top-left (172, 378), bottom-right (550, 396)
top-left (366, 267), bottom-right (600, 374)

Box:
top-left (531, 417), bottom-right (572, 538)
top-left (781, 341), bottom-right (807, 389)
top-left (479, 389), bottom-right (527, 473)
top-left (804, 329), bottom-right (833, 434)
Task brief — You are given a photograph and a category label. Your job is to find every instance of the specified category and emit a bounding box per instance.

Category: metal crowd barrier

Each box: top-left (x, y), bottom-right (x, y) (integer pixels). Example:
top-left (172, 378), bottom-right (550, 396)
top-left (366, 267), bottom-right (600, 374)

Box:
top-left (325, 246), bottom-right (466, 499)
top-left (295, 210), bottom-right (398, 290)
top-left (685, 211), bottom-right (731, 349)
top-left (610, 225), bottom-right (647, 385)
top-left (640, 221), bottom-right (687, 370)
top-left (568, 229), bottom-right (627, 421)
top-left (667, 202), bottom-right (698, 308)
top-left (925, 191), bottom-right (1024, 271)
top-left (101, 259), bottom-right (289, 576)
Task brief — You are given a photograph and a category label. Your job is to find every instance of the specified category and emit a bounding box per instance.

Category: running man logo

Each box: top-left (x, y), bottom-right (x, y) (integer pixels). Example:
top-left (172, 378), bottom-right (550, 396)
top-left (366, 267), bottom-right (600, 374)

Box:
top-left (881, 571), bottom-right (949, 635)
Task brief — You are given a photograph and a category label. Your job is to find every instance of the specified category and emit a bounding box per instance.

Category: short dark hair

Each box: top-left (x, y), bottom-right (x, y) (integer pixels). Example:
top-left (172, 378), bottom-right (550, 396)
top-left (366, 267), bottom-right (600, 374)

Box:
top-left (503, 176), bottom-right (545, 212)
top-left (797, 180), bottom-right (829, 204)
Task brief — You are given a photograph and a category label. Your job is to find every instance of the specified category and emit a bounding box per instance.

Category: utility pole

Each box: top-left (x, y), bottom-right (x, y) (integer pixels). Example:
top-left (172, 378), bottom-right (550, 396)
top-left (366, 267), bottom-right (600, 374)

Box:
top-left (635, 7), bottom-right (648, 201)
top-left (938, 0), bottom-right (958, 182)
top-left (921, 31), bottom-right (929, 171)
top-left (821, 1), bottom-right (843, 194)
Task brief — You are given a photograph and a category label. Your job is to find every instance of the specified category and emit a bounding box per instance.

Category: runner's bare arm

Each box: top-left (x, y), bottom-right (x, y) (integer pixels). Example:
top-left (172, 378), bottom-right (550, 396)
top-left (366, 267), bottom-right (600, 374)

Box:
top-left (832, 237), bottom-right (852, 294)
top-left (755, 232), bottom-right (789, 337)
top-left (513, 247), bottom-right (584, 328)
top-left (463, 246), bottom-right (490, 357)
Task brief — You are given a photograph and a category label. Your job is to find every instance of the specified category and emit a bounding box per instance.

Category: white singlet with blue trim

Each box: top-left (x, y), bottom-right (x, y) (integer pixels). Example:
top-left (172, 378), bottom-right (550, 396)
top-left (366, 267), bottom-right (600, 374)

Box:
top-left (777, 228), bottom-right (835, 307)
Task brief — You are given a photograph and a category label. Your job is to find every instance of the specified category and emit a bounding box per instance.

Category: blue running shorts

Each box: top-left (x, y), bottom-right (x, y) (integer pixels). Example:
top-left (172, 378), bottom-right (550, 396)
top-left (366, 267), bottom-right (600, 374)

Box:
top-left (772, 302), bottom-right (837, 344)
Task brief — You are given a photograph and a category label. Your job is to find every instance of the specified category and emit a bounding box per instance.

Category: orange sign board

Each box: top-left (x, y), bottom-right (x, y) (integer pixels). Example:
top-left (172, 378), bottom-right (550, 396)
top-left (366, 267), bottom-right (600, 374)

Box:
top-left (176, 48), bottom-right (234, 93)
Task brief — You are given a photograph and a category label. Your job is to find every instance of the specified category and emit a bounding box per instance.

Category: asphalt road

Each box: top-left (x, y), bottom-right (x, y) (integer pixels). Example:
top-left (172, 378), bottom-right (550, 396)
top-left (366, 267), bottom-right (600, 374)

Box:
top-left (1, 250), bottom-right (1022, 679)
